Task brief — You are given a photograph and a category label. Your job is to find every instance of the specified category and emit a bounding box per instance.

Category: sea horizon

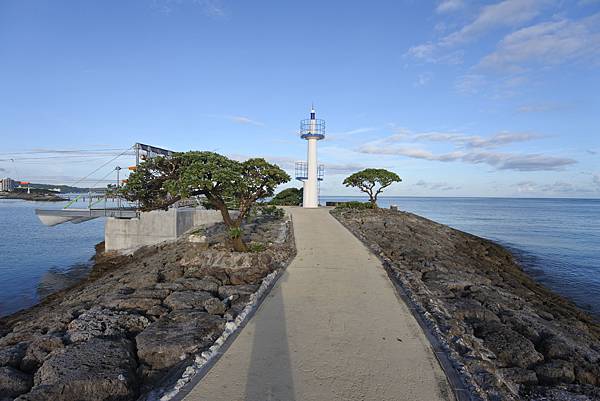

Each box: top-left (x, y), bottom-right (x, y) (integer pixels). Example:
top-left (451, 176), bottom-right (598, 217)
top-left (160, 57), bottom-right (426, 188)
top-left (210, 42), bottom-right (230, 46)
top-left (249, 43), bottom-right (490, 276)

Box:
top-left (2, 196), bottom-right (598, 319)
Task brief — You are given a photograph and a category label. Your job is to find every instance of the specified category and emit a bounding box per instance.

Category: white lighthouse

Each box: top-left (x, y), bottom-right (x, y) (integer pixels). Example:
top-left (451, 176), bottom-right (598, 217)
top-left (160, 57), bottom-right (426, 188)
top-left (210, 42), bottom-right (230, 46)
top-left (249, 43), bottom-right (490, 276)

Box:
top-left (296, 107), bottom-right (325, 208)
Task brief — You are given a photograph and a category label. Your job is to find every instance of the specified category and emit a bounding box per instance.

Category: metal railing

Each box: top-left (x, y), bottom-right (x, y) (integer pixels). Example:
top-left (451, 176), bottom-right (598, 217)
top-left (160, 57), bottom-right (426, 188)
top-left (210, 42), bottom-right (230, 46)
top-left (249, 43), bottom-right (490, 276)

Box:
top-left (300, 119), bottom-right (326, 139)
top-left (295, 162), bottom-right (324, 181)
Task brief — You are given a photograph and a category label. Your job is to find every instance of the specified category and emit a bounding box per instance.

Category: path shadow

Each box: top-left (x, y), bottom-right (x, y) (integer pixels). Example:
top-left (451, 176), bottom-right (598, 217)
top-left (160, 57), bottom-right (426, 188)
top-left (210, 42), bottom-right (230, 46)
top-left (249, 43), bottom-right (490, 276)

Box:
top-left (244, 273), bottom-right (296, 401)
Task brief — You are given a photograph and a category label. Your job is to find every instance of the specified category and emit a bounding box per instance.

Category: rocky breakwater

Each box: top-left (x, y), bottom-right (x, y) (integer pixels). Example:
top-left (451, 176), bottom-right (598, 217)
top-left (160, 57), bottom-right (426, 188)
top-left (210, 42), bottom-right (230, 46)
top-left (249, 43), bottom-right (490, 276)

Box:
top-left (332, 208), bottom-right (600, 401)
top-left (0, 212), bottom-right (295, 401)
top-left (0, 191), bottom-right (63, 202)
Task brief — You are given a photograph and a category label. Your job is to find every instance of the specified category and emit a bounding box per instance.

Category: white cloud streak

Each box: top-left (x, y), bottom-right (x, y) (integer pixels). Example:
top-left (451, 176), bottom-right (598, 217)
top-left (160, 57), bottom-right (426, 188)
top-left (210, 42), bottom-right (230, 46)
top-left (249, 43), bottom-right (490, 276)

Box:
top-left (408, 0), bottom-right (550, 62)
top-left (479, 13), bottom-right (600, 71)
top-left (229, 116), bottom-right (265, 126)
top-left (515, 180), bottom-right (594, 194)
top-left (359, 145), bottom-right (576, 171)
top-left (415, 179), bottom-right (461, 190)
top-left (152, 0), bottom-right (226, 17)
top-left (436, 0), bottom-right (465, 13)
top-left (384, 130), bottom-right (542, 149)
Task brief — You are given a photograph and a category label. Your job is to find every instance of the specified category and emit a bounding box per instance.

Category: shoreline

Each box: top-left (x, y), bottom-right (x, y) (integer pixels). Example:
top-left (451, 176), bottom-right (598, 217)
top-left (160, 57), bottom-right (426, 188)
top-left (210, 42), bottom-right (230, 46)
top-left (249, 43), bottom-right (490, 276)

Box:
top-left (0, 214), bottom-right (296, 400)
top-left (0, 192), bottom-right (64, 202)
top-left (332, 208), bottom-right (600, 401)
top-left (0, 207), bottom-right (598, 400)
top-left (502, 245), bottom-right (599, 319)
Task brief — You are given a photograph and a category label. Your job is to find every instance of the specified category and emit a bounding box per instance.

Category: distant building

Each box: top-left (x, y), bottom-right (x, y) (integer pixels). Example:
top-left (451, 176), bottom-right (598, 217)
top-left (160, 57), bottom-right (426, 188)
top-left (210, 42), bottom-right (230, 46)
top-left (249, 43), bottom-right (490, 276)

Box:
top-left (0, 178), bottom-right (17, 192)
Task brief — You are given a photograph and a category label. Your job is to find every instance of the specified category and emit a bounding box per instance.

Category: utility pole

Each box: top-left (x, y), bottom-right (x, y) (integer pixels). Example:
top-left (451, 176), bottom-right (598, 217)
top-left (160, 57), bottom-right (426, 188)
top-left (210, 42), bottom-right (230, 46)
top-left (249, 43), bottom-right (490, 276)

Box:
top-left (115, 166), bottom-right (122, 212)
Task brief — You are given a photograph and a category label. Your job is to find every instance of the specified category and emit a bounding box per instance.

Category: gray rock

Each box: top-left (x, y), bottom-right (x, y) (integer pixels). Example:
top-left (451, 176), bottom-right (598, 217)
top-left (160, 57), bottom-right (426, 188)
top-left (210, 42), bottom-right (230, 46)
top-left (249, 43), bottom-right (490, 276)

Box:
top-left (0, 343), bottom-right (27, 368)
top-left (102, 295), bottom-right (162, 311)
top-left (67, 308), bottom-right (150, 342)
top-left (175, 277), bottom-right (220, 294)
top-left (500, 367), bottom-right (538, 385)
top-left (164, 290), bottom-right (213, 310)
top-left (535, 360), bottom-right (576, 384)
top-left (30, 338), bottom-right (138, 401)
top-left (0, 366), bottom-right (32, 398)
top-left (575, 363), bottom-right (600, 386)
top-left (154, 282), bottom-right (183, 291)
top-left (146, 305), bottom-right (170, 317)
top-left (132, 288), bottom-right (171, 299)
top-left (539, 335), bottom-right (574, 360)
top-left (224, 301), bottom-right (246, 321)
top-left (204, 298), bottom-right (226, 315)
top-left (136, 310), bottom-right (225, 370)
top-left (20, 335), bottom-right (64, 373)
top-left (217, 284), bottom-right (258, 302)
top-left (181, 250), bottom-right (275, 285)
top-left (478, 325), bottom-right (544, 369)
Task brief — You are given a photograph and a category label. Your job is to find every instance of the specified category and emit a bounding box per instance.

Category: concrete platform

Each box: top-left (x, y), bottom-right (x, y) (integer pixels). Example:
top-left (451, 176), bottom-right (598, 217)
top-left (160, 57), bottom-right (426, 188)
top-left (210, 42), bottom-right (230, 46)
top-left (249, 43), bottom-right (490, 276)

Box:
top-left (181, 207), bottom-right (453, 401)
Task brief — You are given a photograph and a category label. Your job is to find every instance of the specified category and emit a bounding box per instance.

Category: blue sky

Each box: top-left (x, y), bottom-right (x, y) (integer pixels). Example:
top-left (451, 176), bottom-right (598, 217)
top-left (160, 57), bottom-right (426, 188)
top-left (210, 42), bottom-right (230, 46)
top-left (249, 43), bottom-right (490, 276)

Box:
top-left (1, 0), bottom-right (599, 197)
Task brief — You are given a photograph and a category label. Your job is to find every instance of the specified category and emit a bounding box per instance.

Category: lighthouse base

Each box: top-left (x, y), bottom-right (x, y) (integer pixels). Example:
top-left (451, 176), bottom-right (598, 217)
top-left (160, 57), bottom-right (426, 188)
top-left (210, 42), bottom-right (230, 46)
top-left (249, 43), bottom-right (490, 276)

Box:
top-left (302, 181), bottom-right (319, 208)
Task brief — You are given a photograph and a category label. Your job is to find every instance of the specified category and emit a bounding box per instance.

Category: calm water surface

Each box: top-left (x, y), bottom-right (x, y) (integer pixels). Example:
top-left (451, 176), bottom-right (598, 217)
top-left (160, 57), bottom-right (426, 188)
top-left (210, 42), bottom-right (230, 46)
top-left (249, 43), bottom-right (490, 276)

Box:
top-left (0, 199), bottom-right (105, 316)
top-left (1, 197), bottom-right (599, 317)
top-left (324, 196), bottom-right (600, 316)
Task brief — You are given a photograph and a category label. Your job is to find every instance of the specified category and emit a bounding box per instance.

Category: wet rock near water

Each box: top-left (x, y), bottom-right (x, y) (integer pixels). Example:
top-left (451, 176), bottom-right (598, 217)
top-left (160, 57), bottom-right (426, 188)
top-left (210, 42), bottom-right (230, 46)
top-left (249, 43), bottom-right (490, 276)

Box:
top-left (333, 208), bottom-right (600, 401)
top-left (0, 213), bottom-right (295, 400)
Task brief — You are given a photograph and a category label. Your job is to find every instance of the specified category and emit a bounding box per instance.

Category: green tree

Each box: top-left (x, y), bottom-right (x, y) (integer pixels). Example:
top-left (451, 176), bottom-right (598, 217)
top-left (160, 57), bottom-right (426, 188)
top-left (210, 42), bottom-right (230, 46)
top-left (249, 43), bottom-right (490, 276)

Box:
top-left (270, 187), bottom-right (303, 206)
top-left (119, 151), bottom-right (290, 251)
top-left (342, 168), bottom-right (401, 208)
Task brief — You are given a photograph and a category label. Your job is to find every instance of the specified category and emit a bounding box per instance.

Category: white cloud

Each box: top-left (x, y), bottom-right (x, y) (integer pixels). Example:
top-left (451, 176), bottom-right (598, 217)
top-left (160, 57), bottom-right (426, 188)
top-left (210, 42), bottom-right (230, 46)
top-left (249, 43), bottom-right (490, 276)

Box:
top-left (414, 72), bottom-right (433, 87)
top-left (384, 129), bottom-right (541, 149)
top-left (415, 179), bottom-right (461, 190)
top-left (206, 114), bottom-right (265, 127)
top-left (196, 0), bottom-right (226, 17)
top-left (152, 0), bottom-right (226, 17)
top-left (323, 162), bottom-right (369, 175)
top-left (514, 180), bottom-right (593, 194)
top-left (517, 103), bottom-right (564, 113)
top-left (229, 116), bottom-right (265, 126)
top-left (454, 74), bottom-right (486, 94)
top-left (479, 13), bottom-right (600, 71)
top-left (436, 0), bottom-right (465, 13)
top-left (441, 0), bottom-right (546, 47)
top-left (358, 140), bottom-right (577, 172)
top-left (594, 174), bottom-right (600, 188)
top-left (227, 154), bottom-right (368, 176)
top-left (408, 0), bottom-right (550, 62)
top-left (579, 0), bottom-right (600, 5)
top-left (328, 127), bottom-right (377, 140)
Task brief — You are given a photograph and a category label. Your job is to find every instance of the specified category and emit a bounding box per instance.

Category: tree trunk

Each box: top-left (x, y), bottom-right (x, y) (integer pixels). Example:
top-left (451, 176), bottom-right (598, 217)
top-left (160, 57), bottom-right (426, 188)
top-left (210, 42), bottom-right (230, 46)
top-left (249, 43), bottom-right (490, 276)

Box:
top-left (212, 199), bottom-right (249, 252)
top-left (231, 235), bottom-right (248, 252)
top-left (370, 198), bottom-right (379, 209)
top-left (216, 204), bottom-right (235, 227)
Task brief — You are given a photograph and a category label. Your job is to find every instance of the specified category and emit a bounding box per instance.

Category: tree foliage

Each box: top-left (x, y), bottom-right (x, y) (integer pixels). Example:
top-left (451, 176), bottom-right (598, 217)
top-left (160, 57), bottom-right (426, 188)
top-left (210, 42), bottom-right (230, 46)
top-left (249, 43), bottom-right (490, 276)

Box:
top-left (119, 151), bottom-right (290, 251)
top-left (342, 168), bottom-right (401, 208)
top-left (270, 187), bottom-right (303, 206)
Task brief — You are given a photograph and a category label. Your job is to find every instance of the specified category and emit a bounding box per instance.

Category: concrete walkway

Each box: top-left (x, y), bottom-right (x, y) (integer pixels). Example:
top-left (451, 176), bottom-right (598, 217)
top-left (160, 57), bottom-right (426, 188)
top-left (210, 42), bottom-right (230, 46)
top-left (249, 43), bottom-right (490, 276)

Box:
top-left (183, 207), bottom-right (453, 401)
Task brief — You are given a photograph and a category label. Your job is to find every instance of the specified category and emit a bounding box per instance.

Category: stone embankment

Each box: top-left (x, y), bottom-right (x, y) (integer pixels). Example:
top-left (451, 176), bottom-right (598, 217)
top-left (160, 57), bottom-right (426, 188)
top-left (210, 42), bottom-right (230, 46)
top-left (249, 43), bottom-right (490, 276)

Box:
top-left (0, 213), bottom-right (295, 401)
top-left (0, 192), bottom-right (63, 202)
top-left (333, 208), bottom-right (600, 401)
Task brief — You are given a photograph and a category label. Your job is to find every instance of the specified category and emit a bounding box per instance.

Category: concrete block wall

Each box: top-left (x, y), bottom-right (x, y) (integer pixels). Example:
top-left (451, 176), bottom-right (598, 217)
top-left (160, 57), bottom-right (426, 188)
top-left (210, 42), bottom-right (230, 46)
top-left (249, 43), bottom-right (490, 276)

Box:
top-left (105, 208), bottom-right (232, 253)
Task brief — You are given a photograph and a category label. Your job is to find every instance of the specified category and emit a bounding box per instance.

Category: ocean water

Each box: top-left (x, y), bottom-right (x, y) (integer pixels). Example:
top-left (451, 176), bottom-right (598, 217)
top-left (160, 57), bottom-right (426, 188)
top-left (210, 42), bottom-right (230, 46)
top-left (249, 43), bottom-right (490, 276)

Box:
top-left (0, 199), bottom-right (105, 317)
top-left (324, 196), bottom-right (600, 316)
top-left (1, 197), bottom-right (599, 318)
